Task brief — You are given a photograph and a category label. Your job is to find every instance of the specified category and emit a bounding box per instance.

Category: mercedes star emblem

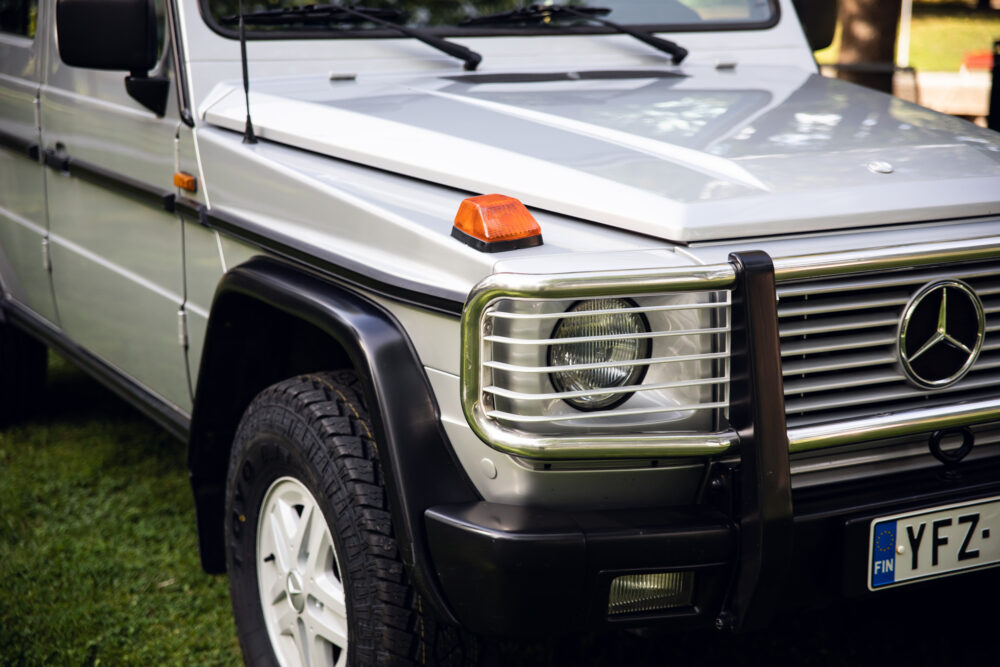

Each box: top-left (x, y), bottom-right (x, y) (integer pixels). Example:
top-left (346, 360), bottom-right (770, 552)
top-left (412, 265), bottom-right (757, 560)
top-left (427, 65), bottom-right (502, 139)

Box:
top-left (897, 280), bottom-right (985, 389)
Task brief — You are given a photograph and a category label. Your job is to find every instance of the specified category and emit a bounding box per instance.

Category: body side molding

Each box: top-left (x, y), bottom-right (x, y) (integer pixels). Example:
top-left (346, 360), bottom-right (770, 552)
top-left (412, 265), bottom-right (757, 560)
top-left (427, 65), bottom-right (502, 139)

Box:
top-left (0, 128), bottom-right (40, 161)
top-left (176, 198), bottom-right (465, 315)
top-left (33, 138), bottom-right (466, 315)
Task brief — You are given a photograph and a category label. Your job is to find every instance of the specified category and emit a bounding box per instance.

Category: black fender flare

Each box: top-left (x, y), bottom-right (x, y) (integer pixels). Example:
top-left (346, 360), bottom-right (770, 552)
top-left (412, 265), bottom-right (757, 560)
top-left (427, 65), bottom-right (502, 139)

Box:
top-left (189, 256), bottom-right (478, 624)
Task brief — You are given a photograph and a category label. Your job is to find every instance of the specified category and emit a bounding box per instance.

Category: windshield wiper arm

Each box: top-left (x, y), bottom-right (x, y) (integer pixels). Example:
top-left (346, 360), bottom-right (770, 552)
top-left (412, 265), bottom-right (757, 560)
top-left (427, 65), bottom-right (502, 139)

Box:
top-left (221, 4), bottom-right (482, 71)
top-left (460, 4), bottom-right (687, 64)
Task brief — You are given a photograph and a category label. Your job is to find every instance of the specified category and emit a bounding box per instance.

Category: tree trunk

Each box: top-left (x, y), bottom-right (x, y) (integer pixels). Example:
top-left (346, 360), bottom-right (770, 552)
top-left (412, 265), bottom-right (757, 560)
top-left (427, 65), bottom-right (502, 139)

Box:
top-left (836, 0), bottom-right (903, 93)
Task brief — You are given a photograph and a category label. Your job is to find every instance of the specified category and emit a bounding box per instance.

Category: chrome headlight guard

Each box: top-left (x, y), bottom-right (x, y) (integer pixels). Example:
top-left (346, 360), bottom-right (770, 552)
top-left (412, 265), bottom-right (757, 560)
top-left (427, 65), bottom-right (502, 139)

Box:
top-left (460, 264), bottom-right (739, 459)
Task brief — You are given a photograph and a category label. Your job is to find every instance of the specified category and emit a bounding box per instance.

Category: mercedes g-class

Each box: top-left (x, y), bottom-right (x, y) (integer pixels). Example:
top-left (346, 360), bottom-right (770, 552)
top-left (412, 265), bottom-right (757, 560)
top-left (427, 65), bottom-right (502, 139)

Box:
top-left (1, 0), bottom-right (999, 664)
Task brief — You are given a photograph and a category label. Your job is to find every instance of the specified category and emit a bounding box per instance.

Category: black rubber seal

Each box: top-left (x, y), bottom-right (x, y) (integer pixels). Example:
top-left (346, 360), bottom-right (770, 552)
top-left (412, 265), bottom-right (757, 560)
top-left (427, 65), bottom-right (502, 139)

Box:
top-left (450, 226), bottom-right (543, 253)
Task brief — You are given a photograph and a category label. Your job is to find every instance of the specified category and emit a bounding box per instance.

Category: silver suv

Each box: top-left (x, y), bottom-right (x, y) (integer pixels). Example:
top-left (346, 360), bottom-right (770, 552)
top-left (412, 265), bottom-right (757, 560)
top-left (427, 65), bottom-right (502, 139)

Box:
top-left (1, 0), bottom-right (999, 664)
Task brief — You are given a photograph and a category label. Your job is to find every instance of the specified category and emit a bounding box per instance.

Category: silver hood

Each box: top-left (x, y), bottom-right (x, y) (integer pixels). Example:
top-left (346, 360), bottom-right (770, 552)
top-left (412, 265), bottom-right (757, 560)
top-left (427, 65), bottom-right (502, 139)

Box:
top-left (203, 66), bottom-right (1000, 242)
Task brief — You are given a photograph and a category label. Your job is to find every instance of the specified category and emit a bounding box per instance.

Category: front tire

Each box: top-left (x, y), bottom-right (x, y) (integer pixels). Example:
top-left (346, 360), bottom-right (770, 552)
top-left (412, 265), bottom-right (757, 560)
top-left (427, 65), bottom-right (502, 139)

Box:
top-left (226, 371), bottom-right (428, 665)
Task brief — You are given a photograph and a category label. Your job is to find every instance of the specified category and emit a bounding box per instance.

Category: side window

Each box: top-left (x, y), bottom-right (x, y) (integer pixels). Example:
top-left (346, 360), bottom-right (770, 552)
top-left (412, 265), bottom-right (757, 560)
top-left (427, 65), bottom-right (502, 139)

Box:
top-left (0, 0), bottom-right (37, 38)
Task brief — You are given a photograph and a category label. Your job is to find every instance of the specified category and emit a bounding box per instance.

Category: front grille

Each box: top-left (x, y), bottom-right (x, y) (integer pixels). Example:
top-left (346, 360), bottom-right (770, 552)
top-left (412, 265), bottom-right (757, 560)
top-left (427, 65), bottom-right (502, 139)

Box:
top-left (777, 260), bottom-right (1000, 429)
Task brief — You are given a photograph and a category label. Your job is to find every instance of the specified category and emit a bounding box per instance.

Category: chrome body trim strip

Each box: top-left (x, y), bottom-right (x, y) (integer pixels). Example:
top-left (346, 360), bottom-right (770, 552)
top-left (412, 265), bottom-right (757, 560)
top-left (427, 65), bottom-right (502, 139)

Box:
top-left (471, 400), bottom-right (737, 458)
top-left (772, 235), bottom-right (1000, 282)
top-left (787, 398), bottom-right (1000, 453)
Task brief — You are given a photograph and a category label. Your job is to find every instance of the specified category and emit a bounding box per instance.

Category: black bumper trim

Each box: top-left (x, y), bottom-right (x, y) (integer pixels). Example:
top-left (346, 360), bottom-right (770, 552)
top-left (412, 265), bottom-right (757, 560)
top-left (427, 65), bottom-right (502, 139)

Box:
top-left (425, 502), bottom-right (734, 637)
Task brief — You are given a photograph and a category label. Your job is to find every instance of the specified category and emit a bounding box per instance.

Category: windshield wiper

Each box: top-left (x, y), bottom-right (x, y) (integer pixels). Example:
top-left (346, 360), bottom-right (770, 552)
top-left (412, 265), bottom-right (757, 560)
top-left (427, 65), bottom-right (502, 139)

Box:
top-left (460, 4), bottom-right (687, 64)
top-left (221, 4), bottom-right (482, 71)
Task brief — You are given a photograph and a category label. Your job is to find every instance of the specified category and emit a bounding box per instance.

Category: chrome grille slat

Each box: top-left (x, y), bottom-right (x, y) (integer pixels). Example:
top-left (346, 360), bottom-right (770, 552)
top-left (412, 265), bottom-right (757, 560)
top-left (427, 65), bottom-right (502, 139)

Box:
top-left (486, 301), bottom-right (724, 320)
top-left (784, 368), bottom-right (1000, 415)
top-left (777, 292), bottom-right (911, 318)
top-left (779, 312), bottom-right (899, 337)
top-left (778, 258), bottom-right (999, 428)
top-left (484, 325), bottom-right (730, 346)
top-left (973, 353), bottom-right (1000, 370)
top-left (780, 330), bottom-right (896, 356)
top-left (485, 350), bottom-right (729, 374)
top-left (781, 350), bottom-right (896, 376)
top-left (784, 368), bottom-right (902, 394)
top-left (484, 375), bottom-right (729, 401)
top-left (487, 401), bottom-right (728, 423)
top-left (786, 386), bottom-right (1000, 429)
top-left (776, 264), bottom-right (999, 298)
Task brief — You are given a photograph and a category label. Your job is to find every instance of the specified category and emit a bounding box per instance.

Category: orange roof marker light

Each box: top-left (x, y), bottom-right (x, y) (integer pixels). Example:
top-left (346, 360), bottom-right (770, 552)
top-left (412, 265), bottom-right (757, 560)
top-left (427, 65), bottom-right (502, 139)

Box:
top-left (452, 194), bottom-right (543, 253)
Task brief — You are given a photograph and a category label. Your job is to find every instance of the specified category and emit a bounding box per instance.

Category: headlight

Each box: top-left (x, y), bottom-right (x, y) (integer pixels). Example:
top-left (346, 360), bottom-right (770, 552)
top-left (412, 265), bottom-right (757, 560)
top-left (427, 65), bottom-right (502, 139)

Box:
top-left (548, 299), bottom-right (651, 410)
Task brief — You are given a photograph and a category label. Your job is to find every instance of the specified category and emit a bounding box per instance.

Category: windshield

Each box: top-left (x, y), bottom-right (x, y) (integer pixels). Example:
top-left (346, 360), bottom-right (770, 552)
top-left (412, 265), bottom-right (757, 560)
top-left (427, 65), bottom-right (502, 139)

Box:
top-left (203, 1), bottom-right (777, 36)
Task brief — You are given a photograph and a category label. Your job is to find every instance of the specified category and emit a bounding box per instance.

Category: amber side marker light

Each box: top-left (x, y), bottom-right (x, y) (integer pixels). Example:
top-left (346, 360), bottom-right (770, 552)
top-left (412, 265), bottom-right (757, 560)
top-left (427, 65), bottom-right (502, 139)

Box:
top-left (173, 171), bottom-right (197, 193)
top-left (452, 194), bottom-right (543, 253)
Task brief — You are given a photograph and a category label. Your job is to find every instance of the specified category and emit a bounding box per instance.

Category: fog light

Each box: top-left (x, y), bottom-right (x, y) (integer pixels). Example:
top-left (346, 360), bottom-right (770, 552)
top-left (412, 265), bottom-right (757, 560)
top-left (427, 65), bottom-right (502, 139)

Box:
top-left (607, 571), bottom-right (694, 616)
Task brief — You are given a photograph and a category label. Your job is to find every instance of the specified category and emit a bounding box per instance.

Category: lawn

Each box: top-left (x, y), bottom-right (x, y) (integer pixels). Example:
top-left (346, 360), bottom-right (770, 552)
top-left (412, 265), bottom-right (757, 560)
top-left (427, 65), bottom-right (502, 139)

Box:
top-left (815, 1), bottom-right (1000, 71)
top-left (0, 353), bottom-right (242, 666)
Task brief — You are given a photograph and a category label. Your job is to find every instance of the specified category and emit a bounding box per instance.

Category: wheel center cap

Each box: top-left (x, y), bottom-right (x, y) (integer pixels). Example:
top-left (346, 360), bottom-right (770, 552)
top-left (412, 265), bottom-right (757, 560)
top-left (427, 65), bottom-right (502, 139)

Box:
top-left (286, 571), bottom-right (306, 613)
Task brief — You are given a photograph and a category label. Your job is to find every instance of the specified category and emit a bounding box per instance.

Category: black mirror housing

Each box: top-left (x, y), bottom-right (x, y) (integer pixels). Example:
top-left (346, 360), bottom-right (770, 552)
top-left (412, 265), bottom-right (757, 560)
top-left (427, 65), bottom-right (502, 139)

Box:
top-left (56, 0), bottom-right (158, 75)
top-left (792, 0), bottom-right (839, 52)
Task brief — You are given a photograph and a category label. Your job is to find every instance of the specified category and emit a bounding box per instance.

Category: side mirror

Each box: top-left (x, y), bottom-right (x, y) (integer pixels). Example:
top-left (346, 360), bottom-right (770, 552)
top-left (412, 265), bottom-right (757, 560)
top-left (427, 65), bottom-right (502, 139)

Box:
top-left (792, 0), bottom-right (839, 52)
top-left (55, 0), bottom-right (169, 116)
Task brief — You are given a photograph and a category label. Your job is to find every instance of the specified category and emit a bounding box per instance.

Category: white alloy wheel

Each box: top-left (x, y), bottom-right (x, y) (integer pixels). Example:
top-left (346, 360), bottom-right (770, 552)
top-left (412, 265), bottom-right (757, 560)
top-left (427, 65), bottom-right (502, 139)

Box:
top-left (257, 476), bottom-right (349, 667)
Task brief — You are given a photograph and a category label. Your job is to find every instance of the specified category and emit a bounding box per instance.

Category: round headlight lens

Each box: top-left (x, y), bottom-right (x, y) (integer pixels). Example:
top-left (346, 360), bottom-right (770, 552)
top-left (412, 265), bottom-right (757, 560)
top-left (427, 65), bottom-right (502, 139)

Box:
top-left (548, 298), bottom-right (651, 410)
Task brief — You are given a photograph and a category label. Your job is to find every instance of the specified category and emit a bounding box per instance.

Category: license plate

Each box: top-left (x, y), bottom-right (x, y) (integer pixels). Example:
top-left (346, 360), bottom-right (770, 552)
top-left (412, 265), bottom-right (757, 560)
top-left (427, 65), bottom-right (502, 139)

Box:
top-left (868, 497), bottom-right (1000, 591)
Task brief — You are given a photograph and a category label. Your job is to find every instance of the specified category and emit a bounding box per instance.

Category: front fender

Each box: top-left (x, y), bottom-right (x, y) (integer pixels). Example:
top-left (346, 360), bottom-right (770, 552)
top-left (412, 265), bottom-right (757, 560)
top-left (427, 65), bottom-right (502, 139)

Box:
top-left (188, 256), bottom-right (478, 624)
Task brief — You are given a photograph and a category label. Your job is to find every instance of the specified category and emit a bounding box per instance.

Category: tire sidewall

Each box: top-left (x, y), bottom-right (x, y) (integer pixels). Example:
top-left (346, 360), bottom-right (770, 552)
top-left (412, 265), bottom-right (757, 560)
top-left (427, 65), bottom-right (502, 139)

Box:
top-left (226, 416), bottom-right (356, 666)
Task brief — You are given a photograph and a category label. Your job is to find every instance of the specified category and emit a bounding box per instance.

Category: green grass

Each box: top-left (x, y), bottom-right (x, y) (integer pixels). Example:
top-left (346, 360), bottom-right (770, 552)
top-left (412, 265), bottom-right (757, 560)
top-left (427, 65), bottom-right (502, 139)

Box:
top-left (0, 353), bottom-right (241, 666)
top-left (815, 1), bottom-right (1000, 71)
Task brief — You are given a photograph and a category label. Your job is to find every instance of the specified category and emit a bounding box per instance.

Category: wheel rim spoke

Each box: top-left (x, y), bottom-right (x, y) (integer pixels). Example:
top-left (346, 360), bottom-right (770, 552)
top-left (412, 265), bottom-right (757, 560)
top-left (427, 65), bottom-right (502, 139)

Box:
top-left (306, 604), bottom-right (349, 651)
top-left (308, 574), bottom-right (347, 618)
top-left (303, 511), bottom-right (330, 577)
top-left (291, 503), bottom-right (316, 568)
top-left (269, 576), bottom-right (288, 607)
top-left (268, 506), bottom-right (293, 573)
top-left (277, 606), bottom-right (299, 637)
top-left (257, 476), bottom-right (348, 667)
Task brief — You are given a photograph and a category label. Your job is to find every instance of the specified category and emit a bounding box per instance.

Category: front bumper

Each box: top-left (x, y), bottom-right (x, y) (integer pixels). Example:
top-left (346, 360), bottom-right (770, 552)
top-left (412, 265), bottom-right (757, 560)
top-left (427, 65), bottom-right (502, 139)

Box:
top-left (424, 250), bottom-right (1000, 637)
top-left (425, 453), bottom-right (1000, 637)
